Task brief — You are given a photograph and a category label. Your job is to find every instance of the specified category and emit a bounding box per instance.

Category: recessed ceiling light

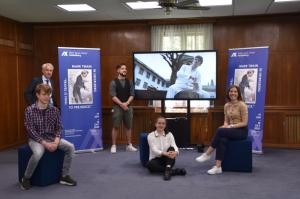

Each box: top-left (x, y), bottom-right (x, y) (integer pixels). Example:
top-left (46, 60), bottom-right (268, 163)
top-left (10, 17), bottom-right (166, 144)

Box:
top-left (199, 0), bottom-right (232, 6)
top-left (274, 0), bottom-right (300, 2)
top-left (126, 1), bottom-right (161, 10)
top-left (57, 4), bottom-right (96, 12)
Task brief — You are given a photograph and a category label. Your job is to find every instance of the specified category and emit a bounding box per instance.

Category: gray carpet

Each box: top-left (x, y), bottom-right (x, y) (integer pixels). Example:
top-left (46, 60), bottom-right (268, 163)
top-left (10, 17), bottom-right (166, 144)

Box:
top-left (0, 146), bottom-right (299, 199)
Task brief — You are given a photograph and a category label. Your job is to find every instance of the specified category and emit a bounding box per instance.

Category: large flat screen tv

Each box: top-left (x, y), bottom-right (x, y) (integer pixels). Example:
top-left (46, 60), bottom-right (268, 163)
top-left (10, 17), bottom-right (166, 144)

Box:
top-left (133, 50), bottom-right (217, 100)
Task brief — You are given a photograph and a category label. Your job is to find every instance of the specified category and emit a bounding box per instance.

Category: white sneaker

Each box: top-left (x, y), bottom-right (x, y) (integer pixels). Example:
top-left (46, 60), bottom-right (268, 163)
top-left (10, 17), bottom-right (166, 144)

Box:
top-left (126, 144), bottom-right (138, 152)
top-left (207, 166), bottom-right (222, 175)
top-left (110, 145), bottom-right (117, 153)
top-left (195, 153), bottom-right (211, 163)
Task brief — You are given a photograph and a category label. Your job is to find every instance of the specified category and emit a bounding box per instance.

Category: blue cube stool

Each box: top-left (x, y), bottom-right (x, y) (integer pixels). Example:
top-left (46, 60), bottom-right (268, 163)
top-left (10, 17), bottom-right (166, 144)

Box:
top-left (18, 145), bottom-right (65, 186)
top-left (221, 136), bottom-right (253, 172)
top-left (139, 133), bottom-right (149, 167)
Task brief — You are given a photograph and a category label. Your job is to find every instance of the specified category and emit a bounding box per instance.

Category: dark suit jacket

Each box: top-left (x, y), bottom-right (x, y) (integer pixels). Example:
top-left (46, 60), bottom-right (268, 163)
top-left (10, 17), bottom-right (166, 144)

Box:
top-left (24, 77), bottom-right (57, 107)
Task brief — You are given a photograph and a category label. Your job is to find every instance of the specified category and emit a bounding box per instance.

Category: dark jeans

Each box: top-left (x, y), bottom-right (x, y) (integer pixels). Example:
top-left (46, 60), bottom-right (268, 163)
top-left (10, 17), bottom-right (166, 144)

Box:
top-left (211, 127), bottom-right (248, 161)
top-left (146, 147), bottom-right (175, 173)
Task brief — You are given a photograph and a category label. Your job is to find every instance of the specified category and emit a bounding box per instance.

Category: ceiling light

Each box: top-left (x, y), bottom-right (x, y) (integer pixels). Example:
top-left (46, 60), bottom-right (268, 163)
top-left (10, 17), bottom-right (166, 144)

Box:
top-left (57, 4), bottom-right (96, 12)
top-left (199, 0), bottom-right (232, 6)
top-left (126, 1), bottom-right (161, 10)
top-left (274, 0), bottom-right (300, 2)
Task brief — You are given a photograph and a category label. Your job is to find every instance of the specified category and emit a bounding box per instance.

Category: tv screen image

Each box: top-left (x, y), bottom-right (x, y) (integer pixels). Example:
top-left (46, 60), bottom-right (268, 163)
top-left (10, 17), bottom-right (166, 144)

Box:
top-left (133, 50), bottom-right (217, 100)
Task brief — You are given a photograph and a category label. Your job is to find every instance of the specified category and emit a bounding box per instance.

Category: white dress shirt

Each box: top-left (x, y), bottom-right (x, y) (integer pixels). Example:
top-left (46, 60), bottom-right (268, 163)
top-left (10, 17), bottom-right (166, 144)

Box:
top-left (147, 130), bottom-right (179, 160)
top-left (42, 75), bottom-right (53, 105)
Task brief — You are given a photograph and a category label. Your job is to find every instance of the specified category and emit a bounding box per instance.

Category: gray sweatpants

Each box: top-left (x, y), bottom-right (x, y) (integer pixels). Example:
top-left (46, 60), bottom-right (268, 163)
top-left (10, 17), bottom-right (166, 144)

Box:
top-left (24, 138), bottom-right (75, 179)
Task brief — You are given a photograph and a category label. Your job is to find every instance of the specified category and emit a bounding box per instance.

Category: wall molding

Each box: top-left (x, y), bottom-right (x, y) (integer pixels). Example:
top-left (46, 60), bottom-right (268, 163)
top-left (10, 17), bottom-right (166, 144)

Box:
top-left (0, 38), bottom-right (15, 47)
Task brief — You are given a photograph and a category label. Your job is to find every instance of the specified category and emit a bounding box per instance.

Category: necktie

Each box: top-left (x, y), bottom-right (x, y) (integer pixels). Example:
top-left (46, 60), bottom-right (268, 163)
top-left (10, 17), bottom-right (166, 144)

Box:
top-left (46, 79), bottom-right (53, 105)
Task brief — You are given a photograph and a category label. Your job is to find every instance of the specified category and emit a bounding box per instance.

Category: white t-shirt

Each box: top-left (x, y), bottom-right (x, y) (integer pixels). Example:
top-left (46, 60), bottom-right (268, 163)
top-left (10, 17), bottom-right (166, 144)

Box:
top-left (175, 64), bottom-right (202, 91)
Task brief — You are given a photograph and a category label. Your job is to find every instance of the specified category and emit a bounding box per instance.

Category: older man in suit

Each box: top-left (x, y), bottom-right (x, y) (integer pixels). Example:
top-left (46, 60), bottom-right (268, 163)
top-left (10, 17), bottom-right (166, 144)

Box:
top-left (24, 63), bottom-right (57, 107)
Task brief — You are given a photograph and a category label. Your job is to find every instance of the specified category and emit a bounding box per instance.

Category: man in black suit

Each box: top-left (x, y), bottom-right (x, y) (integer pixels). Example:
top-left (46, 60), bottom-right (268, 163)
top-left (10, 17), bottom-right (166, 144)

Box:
top-left (24, 63), bottom-right (57, 107)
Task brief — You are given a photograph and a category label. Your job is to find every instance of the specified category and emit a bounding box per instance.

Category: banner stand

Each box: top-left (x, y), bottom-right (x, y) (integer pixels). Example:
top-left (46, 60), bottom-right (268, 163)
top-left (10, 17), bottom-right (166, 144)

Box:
top-left (227, 46), bottom-right (269, 154)
top-left (75, 148), bottom-right (102, 154)
top-left (58, 47), bottom-right (103, 152)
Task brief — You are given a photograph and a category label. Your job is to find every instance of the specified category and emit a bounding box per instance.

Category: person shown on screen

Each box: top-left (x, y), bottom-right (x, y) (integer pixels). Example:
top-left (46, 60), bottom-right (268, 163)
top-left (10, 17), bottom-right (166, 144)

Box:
top-left (195, 85), bottom-right (248, 175)
top-left (73, 70), bottom-right (88, 103)
top-left (147, 116), bottom-right (186, 181)
top-left (239, 69), bottom-right (254, 101)
top-left (24, 63), bottom-right (57, 107)
top-left (166, 55), bottom-right (209, 99)
top-left (109, 64), bottom-right (137, 153)
top-left (21, 84), bottom-right (77, 190)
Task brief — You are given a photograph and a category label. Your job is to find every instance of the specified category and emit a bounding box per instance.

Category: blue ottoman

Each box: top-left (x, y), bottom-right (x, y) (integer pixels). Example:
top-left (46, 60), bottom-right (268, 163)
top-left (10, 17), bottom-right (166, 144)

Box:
top-left (221, 136), bottom-right (253, 172)
top-left (139, 133), bottom-right (149, 167)
top-left (18, 145), bottom-right (65, 186)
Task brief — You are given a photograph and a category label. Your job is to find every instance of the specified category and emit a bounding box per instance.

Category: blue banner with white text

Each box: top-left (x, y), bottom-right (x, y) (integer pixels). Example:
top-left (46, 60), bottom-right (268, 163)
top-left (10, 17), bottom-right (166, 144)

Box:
top-left (58, 47), bottom-right (102, 152)
top-left (227, 47), bottom-right (268, 153)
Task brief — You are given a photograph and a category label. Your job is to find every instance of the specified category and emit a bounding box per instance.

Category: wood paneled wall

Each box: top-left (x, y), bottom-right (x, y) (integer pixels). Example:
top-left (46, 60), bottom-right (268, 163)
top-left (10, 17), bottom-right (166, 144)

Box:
top-left (213, 14), bottom-right (300, 107)
top-left (1, 13), bottom-right (300, 150)
top-left (33, 22), bottom-right (151, 107)
top-left (0, 16), bottom-right (33, 150)
top-left (32, 22), bottom-right (151, 148)
top-left (212, 14), bottom-right (300, 148)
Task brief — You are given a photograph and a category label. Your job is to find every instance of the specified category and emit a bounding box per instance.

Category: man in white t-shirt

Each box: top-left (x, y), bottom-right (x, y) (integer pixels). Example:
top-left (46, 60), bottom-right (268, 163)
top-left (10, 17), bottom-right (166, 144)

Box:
top-left (166, 55), bottom-right (208, 98)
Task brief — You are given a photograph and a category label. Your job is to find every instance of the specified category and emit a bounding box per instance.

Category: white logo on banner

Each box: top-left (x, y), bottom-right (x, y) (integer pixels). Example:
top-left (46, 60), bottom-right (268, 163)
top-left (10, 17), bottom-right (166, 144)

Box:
top-left (231, 52), bottom-right (237, 57)
top-left (61, 51), bottom-right (68, 56)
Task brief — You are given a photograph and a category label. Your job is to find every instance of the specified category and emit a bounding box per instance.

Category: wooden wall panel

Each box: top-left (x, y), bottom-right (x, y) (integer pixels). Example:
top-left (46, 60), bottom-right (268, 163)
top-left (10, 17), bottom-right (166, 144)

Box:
top-left (102, 107), bottom-right (157, 145)
top-left (1, 14), bottom-right (300, 150)
top-left (33, 23), bottom-right (150, 107)
top-left (17, 55), bottom-right (34, 141)
top-left (31, 14), bottom-right (300, 148)
top-left (0, 16), bottom-right (15, 40)
top-left (284, 114), bottom-right (300, 146)
top-left (190, 114), bottom-right (208, 145)
top-left (0, 54), bottom-right (18, 147)
top-left (214, 15), bottom-right (300, 107)
top-left (263, 112), bottom-right (284, 146)
top-left (211, 14), bottom-right (300, 148)
top-left (0, 16), bottom-right (33, 150)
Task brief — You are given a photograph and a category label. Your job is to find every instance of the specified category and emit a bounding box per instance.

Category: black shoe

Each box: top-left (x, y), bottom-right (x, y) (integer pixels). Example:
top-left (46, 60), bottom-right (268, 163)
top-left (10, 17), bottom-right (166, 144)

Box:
top-left (59, 175), bottom-right (77, 186)
top-left (177, 168), bottom-right (187, 176)
top-left (164, 167), bottom-right (172, 181)
top-left (172, 168), bottom-right (187, 176)
top-left (20, 177), bottom-right (31, 190)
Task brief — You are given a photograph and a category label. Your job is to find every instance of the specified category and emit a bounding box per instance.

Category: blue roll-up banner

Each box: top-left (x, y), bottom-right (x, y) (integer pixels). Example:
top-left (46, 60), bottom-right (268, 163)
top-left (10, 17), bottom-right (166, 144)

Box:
top-left (227, 46), bottom-right (269, 154)
top-left (58, 47), bottom-right (103, 152)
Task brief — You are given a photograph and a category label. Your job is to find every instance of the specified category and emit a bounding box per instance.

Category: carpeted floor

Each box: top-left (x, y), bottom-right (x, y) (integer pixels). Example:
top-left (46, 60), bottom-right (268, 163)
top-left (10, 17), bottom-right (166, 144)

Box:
top-left (0, 146), bottom-right (299, 199)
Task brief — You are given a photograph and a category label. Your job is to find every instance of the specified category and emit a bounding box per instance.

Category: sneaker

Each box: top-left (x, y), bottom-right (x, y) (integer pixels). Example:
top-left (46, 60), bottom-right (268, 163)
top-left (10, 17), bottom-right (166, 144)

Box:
top-left (20, 177), bottom-right (31, 190)
top-left (207, 166), bottom-right (222, 175)
top-left (110, 145), bottom-right (117, 153)
top-left (126, 144), bottom-right (137, 152)
top-left (164, 167), bottom-right (172, 181)
top-left (195, 153), bottom-right (211, 163)
top-left (172, 168), bottom-right (187, 176)
top-left (59, 175), bottom-right (77, 186)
